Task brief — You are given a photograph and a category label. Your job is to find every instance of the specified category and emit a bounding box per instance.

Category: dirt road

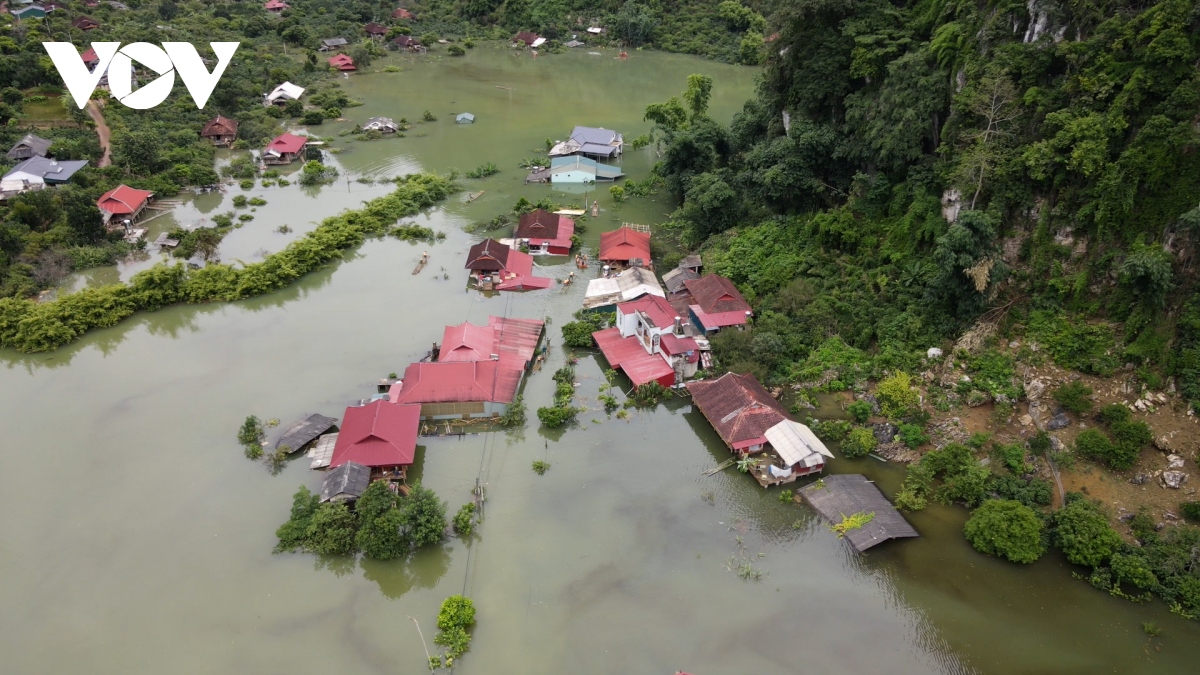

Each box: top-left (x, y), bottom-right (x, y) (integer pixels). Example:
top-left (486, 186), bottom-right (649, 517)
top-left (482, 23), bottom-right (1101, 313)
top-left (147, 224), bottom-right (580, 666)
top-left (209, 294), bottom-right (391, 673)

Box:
top-left (86, 100), bottom-right (112, 168)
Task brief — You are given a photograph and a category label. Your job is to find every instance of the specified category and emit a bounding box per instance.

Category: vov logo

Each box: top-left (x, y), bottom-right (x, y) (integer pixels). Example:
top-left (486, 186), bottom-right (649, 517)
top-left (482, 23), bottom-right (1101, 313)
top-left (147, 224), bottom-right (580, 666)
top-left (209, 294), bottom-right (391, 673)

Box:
top-left (43, 42), bottom-right (240, 110)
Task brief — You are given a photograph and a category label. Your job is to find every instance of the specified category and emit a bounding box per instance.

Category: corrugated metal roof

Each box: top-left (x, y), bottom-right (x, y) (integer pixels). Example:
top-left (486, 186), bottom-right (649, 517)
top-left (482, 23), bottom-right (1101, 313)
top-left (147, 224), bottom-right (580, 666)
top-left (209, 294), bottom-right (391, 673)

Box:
top-left (320, 461), bottom-right (370, 502)
top-left (686, 274), bottom-right (751, 314)
top-left (439, 316), bottom-right (545, 370)
top-left (330, 400), bottom-right (420, 468)
top-left (96, 185), bottom-right (153, 215)
top-left (570, 126), bottom-right (620, 146)
top-left (764, 420), bottom-right (833, 467)
top-left (800, 474), bottom-right (919, 552)
top-left (391, 361), bottom-right (523, 405)
top-left (686, 373), bottom-right (787, 450)
top-left (266, 132), bottom-right (307, 155)
top-left (690, 304), bottom-right (749, 330)
top-left (6, 134), bottom-right (51, 159)
top-left (593, 327), bottom-right (675, 387)
top-left (275, 413), bottom-right (338, 452)
top-left (600, 226), bottom-right (651, 262)
top-left (618, 294), bottom-right (676, 329)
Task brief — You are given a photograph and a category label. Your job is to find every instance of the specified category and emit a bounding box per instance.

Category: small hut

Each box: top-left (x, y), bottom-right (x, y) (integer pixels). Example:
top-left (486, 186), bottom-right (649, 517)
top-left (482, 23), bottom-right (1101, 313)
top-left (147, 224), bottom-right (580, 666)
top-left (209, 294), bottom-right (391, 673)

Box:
top-left (363, 117), bottom-right (400, 133)
top-left (364, 22), bottom-right (388, 38)
top-left (200, 116), bottom-right (238, 146)
top-left (6, 134), bottom-right (51, 161)
top-left (456, 112), bottom-right (475, 124)
top-left (328, 54), bottom-right (356, 71)
top-left (274, 413), bottom-right (338, 454)
top-left (320, 461), bottom-right (371, 503)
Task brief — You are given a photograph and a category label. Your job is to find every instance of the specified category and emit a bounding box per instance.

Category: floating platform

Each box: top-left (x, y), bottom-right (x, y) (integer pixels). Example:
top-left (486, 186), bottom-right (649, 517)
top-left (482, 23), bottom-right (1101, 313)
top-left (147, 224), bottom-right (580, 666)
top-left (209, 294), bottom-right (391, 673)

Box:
top-left (799, 474), bottom-right (919, 552)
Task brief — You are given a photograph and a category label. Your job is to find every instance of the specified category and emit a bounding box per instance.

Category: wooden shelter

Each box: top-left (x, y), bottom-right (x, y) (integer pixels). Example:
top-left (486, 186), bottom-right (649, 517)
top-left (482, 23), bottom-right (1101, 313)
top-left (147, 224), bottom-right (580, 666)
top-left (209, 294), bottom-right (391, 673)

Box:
top-left (71, 15), bottom-right (100, 30)
top-left (275, 413), bottom-right (338, 453)
top-left (364, 22), bottom-right (388, 38)
top-left (320, 461), bottom-right (370, 503)
top-left (200, 116), bottom-right (238, 146)
top-left (6, 134), bottom-right (51, 160)
top-left (799, 474), bottom-right (919, 552)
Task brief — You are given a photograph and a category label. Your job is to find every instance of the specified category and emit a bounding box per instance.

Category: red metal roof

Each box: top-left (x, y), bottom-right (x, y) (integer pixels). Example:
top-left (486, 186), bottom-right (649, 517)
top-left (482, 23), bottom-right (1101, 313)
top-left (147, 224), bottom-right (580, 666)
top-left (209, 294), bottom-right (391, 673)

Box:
top-left (599, 226), bottom-right (651, 262)
top-left (439, 316), bottom-right (545, 370)
top-left (266, 133), bottom-right (307, 155)
top-left (392, 7), bottom-right (414, 19)
top-left (96, 185), bottom-right (153, 215)
top-left (264, 0), bottom-right (289, 9)
top-left (686, 372), bottom-right (787, 450)
top-left (685, 274), bottom-right (750, 314)
top-left (440, 322), bottom-right (494, 362)
top-left (592, 327), bottom-right (675, 387)
top-left (618, 294), bottom-right (677, 329)
top-left (690, 304), bottom-right (749, 330)
top-left (492, 248), bottom-right (553, 290)
top-left (465, 238), bottom-right (510, 271)
top-left (390, 361), bottom-right (522, 405)
top-left (660, 332), bottom-right (698, 355)
top-left (329, 400), bottom-right (420, 468)
top-left (328, 54), bottom-right (356, 70)
top-left (514, 210), bottom-right (575, 250)
top-left (81, 46), bottom-right (98, 64)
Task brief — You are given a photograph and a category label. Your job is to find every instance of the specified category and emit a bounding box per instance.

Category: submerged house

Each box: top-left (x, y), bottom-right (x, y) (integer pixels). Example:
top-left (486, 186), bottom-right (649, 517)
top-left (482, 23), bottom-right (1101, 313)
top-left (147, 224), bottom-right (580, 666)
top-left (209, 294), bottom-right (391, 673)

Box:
top-left (362, 117), bottom-right (400, 133)
top-left (456, 112), bottom-right (475, 124)
top-left (1, 157), bottom-right (88, 196)
top-left (328, 54), bottom-right (356, 71)
top-left (200, 116), bottom-right (238, 146)
top-left (582, 266), bottom-right (664, 311)
top-left (329, 400), bottom-right (420, 481)
top-left (687, 372), bottom-right (828, 487)
top-left (513, 209), bottom-right (574, 255)
top-left (685, 274), bottom-right (752, 333)
top-left (592, 294), bottom-right (699, 387)
top-left (262, 132), bottom-right (308, 164)
top-left (438, 316), bottom-right (546, 371)
top-left (265, 81), bottom-right (305, 105)
top-left (389, 361), bottom-right (523, 420)
top-left (6, 134), bottom-right (52, 160)
top-left (548, 126), bottom-right (623, 159)
top-left (391, 35), bottom-right (423, 51)
top-left (96, 184), bottom-right (153, 227)
top-left (663, 266), bottom-right (700, 296)
top-left (320, 461), bottom-right (370, 503)
top-left (598, 226), bottom-right (651, 268)
top-left (463, 238), bottom-right (552, 291)
top-left (513, 31), bottom-right (541, 46)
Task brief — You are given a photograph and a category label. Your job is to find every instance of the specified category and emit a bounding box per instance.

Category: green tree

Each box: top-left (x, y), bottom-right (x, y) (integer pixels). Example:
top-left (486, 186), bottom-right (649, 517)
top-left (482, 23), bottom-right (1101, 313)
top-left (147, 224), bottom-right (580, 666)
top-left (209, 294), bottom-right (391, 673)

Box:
top-left (963, 499), bottom-right (1046, 564)
top-left (841, 426), bottom-right (877, 458)
top-left (847, 400), bottom-right (871, 423)
top-left (611, 1), bottom-right (658, 47)
top-left (1054, 497), bottom-right (1121, 567)
top-left (275, 486), bottom-right (320, 552)
top-left (400, 483), bottom-right (447, 548)
top-left (875, 372), bottom-right (918, 418)
top-left (305, 502), bottom-right (357, 555)
top-left (845, 50), bottom-right (947, 173)
top-left (929, 210), bottom-right (1004, 317)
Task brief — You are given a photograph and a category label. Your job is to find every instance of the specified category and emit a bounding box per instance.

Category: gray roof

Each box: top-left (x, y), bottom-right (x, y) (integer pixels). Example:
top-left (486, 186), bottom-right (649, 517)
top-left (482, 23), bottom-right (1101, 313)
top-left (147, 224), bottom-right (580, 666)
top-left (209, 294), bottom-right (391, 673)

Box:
top-left (4, 156), bottom-right (87, 183)
top-left (799, 474), bottom-right (919, 552)
top-left (456, 112), bottom-right (475, 123)
top-left (7, 134), bottom-right (52, 159)
top-left (275, 413), bottom-right (338, 452)
top-left (321, 461), bottom-right (371, 502)
top-left (322, 38), bottom-right (348, 47)
top-left (578, 142), bottom-right (618, 157)
top-left (363, 116), bottom-right (399, 130)
top-left (662, 266), bottom-right (700, 294)
top-left (571, 126), bottom-right (620, 145)
top-left (679, 254), bottom-right (702, 270)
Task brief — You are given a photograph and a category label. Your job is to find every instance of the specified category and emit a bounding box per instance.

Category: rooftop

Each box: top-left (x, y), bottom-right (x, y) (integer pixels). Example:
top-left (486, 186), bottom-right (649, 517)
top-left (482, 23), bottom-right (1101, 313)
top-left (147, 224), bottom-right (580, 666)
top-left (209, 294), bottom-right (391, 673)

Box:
top-left (686, 372), bottom-right (787, 450)
top-left (593, 327), bottom-right (674, 387)
top-left (6, 134), bottom-right (52, 159)
top-left (320, 461), bottom-right (370, 502)
top-left (799, 474), bottom-right (920, 552)
top-left (390, 361), bottom-right (523, 405)
top-left (330, 400), bottom-right (420, 468)
top-left (599, 226), bottom-right (651, 263)
top-left (274, 413), bottom-right (338, 452)
top-left (686, 274), bottom-right (750, 314)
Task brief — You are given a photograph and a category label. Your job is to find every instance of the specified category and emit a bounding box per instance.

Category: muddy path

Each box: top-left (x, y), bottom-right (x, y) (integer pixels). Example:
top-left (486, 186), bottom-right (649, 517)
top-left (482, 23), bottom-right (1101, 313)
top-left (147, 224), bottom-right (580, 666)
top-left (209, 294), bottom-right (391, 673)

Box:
top-left (86, 100), bottom-right (112, 168)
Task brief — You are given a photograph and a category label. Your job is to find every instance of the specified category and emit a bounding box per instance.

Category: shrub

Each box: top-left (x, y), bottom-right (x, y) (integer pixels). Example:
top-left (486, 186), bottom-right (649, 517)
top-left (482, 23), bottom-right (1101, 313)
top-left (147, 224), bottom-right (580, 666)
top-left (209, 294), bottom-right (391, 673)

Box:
top-left (422, 110), bottom-right (437, 122)
top-left (876, 372), bottom-right (919, 418)
top-left (302, 110), bottom-right (324, 125)
top-left (1028, 431), bottom-right (1052, 455)
top-left (561, 312), bottom-right (607, 347)
top-left (1053, 381), bottom-right (1094, 414)
top-left (964, 499), bottom-right (1046, 563)
top-left (1053, 496), bottom-right (1121, 567)
top-left (499, 394), bottom-right (526, 427)
top-left (847, 400), bottom-right (871, 423)
top-left (304, 503), bottom-right (358, 555)
top-left (810, 418), bottom-right (851, 443)
top-left (532, 460), bottom-right (550, 475)
top-left (448, 44), bottom-right (466, 56)
top-left (274, 486), bottom-right (320, 552)
top-left (897, 423), bottom-right (929, 448)
top-left (841, 427), bottom-right (877, 458)
top-left (1097, 403), bottom-right (1131, 425)
top-left (537, 405), bottom-right (578, 428)
top-left (238, 415), bottom-right (264, 446)
top-left (987, 474), bottom-right (1053, 507)
top-left (465, 162), bottom-right (499, 178)
top-left (993, 442), bottom-right (1027, 473)
top-left (232, 195), bottom-right (248, 208)
top-left (453, 503), bottom-right (476, 536)
top-left (1180, 501), bottom-right (1200, 523)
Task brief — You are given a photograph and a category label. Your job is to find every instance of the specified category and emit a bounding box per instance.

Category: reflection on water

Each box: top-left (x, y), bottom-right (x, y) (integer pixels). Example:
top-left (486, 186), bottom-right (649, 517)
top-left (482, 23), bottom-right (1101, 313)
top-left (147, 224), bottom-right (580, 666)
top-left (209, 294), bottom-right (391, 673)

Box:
top-left (2, 45), bottom-right (1199, 675)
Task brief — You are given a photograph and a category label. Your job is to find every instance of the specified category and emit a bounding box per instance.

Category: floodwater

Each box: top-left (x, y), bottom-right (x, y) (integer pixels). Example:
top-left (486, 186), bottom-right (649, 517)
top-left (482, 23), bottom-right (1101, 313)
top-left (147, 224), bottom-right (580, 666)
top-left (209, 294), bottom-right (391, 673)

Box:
top-left (4, 46), bottom-right (1200, 674)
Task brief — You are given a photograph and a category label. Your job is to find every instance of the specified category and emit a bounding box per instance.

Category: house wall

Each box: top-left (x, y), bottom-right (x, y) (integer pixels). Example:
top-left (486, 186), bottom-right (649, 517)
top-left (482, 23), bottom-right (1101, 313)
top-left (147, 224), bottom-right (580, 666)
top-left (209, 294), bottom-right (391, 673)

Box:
top-left (551, 170), bottom-right (593, 184)
top-left (417, 400), bottom-right (509, 420)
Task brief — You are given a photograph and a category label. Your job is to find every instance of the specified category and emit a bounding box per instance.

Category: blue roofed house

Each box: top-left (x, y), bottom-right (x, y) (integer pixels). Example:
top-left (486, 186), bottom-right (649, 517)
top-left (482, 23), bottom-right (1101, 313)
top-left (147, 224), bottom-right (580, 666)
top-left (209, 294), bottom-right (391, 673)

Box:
top-left (549, 126), bottom-right (623, 159)
top-left (1, 157), bottom-right (88, 197)
top-left (548, 156), bottom-right (623, 184)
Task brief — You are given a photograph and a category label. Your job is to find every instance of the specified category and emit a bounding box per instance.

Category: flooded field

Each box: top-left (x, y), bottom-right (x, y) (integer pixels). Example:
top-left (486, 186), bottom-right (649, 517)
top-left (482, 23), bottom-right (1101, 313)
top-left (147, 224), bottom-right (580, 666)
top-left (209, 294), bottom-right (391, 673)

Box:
top-left (4, 46), bottom-right (1199, 675)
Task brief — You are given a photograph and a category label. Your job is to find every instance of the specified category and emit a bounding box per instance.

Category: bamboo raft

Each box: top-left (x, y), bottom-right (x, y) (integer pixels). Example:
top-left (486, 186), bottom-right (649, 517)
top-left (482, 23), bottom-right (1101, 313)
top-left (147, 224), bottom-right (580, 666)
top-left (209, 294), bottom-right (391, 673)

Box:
top-left (703, 457), bottom-right (737, 476)
top-left (412, 252), bottom-right (429, 275)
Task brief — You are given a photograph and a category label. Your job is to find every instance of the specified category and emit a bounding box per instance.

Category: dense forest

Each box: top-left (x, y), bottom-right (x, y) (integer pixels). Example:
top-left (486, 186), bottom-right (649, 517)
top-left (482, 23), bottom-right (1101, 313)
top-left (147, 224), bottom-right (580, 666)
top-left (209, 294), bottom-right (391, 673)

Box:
top-left (637, 0), bottom-right (1200, 413)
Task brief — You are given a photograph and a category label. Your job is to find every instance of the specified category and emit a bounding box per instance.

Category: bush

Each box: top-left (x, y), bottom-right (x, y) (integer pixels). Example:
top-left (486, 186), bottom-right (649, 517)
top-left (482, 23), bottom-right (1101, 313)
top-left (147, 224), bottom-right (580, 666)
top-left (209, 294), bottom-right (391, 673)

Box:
top-left (876, 372), bottom-right (919, 418)
top-left (964, 499), bottom-right (1046, 564)
top-left (448, 44), bottom-right (466, 56)
top-left (422, 110), bottom-right (437, 122)
top-left (993, 442), bottom-right (1027, 473)
top-left (1074, 428), bottom-right (1116, 462)
top-left (274, 486), bottom-right (320, 552)
top-left (1028, 431), bottom-right (1052, 455)
top-left (302, 110), bottom-right (324, 125)
top-left (1053, 496), bottom-right (1121, 567)
top-left (499, 394), bottom-right (526, 427)
top-left (232, 195), bottom-right (248, 208)
top-left (305, 503), bottom-right (358, 555)
top-left (810, 418), bottom-right (851, 443)
top-left (532, 460), bottom-right (550, 475)
top-left (561, 312), bottom-right (607, 347)
top-left (434, 595), bottom-right (476, 660)
top-left (1180, 501), bottom-right (1200, 523)
top-left (238, 415), bottom-right (264, 447)
top-left (1053, 381), bottom-right (1094, 414)
top-left (987, 474), bottom-right (1053, 507)
top-left (897, 423), bottom-right (929, 448)
top-left (847, 400), bottom-right (871, 423)
top-left (537, 405), bottom-right (578, 428)
top-left (841, 427), bottom-right (877, 458)
top-left (453, 503), bottom-right (476, 536)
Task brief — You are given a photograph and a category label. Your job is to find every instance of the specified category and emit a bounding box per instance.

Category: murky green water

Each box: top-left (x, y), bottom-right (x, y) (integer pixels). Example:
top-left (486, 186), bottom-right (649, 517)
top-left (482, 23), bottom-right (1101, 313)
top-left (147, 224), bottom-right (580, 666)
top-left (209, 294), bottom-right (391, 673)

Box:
top-left (4, 46), bottom-right (1199, 675)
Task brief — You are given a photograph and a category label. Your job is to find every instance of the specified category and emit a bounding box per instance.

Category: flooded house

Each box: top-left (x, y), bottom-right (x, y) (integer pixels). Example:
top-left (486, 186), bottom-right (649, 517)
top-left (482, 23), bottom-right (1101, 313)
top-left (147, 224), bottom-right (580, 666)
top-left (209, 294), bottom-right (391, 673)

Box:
top-left (6, 134), bottom-right (51, 161)
top-left (319, 38), bottom-right (349, 52)
top-left (320, 462), bottom-right (370, 503)
top-left (96, 184), bottom-right (153, 229)
top-left (327, 400), bottom-right (420, 482)
top-left (362, 117), bottom-right (400, 133)
top-left (456, 112), bottom-right (475, 124)
top-left (582, 266), bottom-right (664, 311)
top-left (265, 81), bottom-right (305, 106)
top-left (262, 133), bottom-right (308, 165)
top-left (364, 22), bottom-right (388, 38)
top-left (548, 126), bottom-right (624, 159)
top-left (464, 238), bottom-right (552, 291)
top-left (685, 274), bottom-right (752, 333)
top-left (328, 54), bottom-right (356, 71)
top-left (388, 361), bottom-right (523, 420)
top-left (200, 116), bottom-right (238, 146)
top-left (437, 316), bottom-right (546, 371)
top-left (592, 295), bottom-right (699, 387)
top-left (513, 31), bottom-right (542, 47)
top-left (532, 156), bottom-right (624, 184)
top-left (513, 209), bottom-right (574, 255)
top-left (391, 35), bottom-right (423, 52)
top-left (598, 225), bottom-right (651, 269)
top-left (687, 372), bottom-right (829, 487)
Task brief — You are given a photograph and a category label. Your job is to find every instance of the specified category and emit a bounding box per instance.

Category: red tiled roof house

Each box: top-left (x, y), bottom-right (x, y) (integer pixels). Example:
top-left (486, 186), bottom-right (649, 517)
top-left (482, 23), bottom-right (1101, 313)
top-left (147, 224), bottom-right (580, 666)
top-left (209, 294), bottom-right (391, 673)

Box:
top-left (264, 0), bottom-right (289, 13)
top-left (329, 400), bottom-right (421, 480)
top-left (97, 184), bottom-right (153, 227)
top-left (685, 274), bottom-right (752, 333)
top-left (599, 226), bottom-right (651, 267)
top-left (262, 132), bottom-right (307, 165)
top-left (514, 209), bottom-right (574, 255)
top-left (463, 238), bottom-right (552, 291)
top-left (389, 361), bottom-right (524, 420)
top-left (392, 7), bottom-right (414, 20)
top-left (592, 295), bottom-right (699, 387)
top-left (438, 316), bottom-right (546, 371)
top-left (200, 116), bottom-right (238, 146)
top-left (364, 22), bottom-right (388, 38)
top-left (328, 54), bottom-right (356, 71)
top-left (72, 16), bottom-right (101, 31)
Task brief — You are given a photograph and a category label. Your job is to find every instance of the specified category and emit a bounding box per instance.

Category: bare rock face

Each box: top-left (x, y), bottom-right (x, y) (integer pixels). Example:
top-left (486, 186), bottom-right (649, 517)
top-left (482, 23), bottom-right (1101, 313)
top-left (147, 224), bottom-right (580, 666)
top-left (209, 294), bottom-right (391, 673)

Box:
top-left (1154, 435), bottom-right (1174, 452)
top-left (1047, 413), bottom-right (1070, 430)
top-left (1019, 414), bottom-right (1034, 427)
top-left (1050, 435), bottom-right (1065, 452)
top-left (927, 347), bottom-right (943, 360)
top-left (1162, 471), bottom-right (1188, 489)
top-left (1167, 454), bottom-right (1185, 470)
top-left (1130, 473), bottom-right (1149, 485)
top-left (873, 423), bottom-right (899, 444)
top-left (1025, 379), bottom-right (1046, 401)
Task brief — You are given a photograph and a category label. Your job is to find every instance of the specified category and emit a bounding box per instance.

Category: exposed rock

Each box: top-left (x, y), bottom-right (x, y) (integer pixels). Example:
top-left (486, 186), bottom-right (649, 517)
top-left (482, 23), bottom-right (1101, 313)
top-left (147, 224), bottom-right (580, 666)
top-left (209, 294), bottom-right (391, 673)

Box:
top-left (995, 393), bottom-right (1011, 404)
top-left (1019, 414), bottom-right (1034, 427)
top-left (979, 457), bottom-right (991, 467)
top-left (1053, 227), bottom-right (1074, 247)
top-left (927, 347), bottom-right (944, 360)
top-left (1164, 511), bottom-right (1178, 521)
top-left (1050, 435), bottom-right (1065, 452)
top-left (1134, 399), bottom-right (1148, 412)
top-left (1130, 473), bottom-right (1149, 485)
top-left (1154, 435), bottom-right (1175, 452)
top-left (1046, 413), bottom-right (1070, 430)
top-left (875, 442), bottom-right (919, 463)
top-left (861, 394), bottom-right (881, 415)
top-left (1119, 512), bottom-right (1137, 522)
top-left (941, 188), bottom-right (962, 224)
top-left (1167, 454), bottom-right (1185, 470)
top-left (1162, 471), bottom-right (1188, 489)
top-left (1167, 378), bottom-right (1176, 395)
top-left (872, 423), bottom-right (899, 444)
top-left (966, 390), bottom-right (991, 407)
top-left (1025, 378), bottom-right (1046, 401)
